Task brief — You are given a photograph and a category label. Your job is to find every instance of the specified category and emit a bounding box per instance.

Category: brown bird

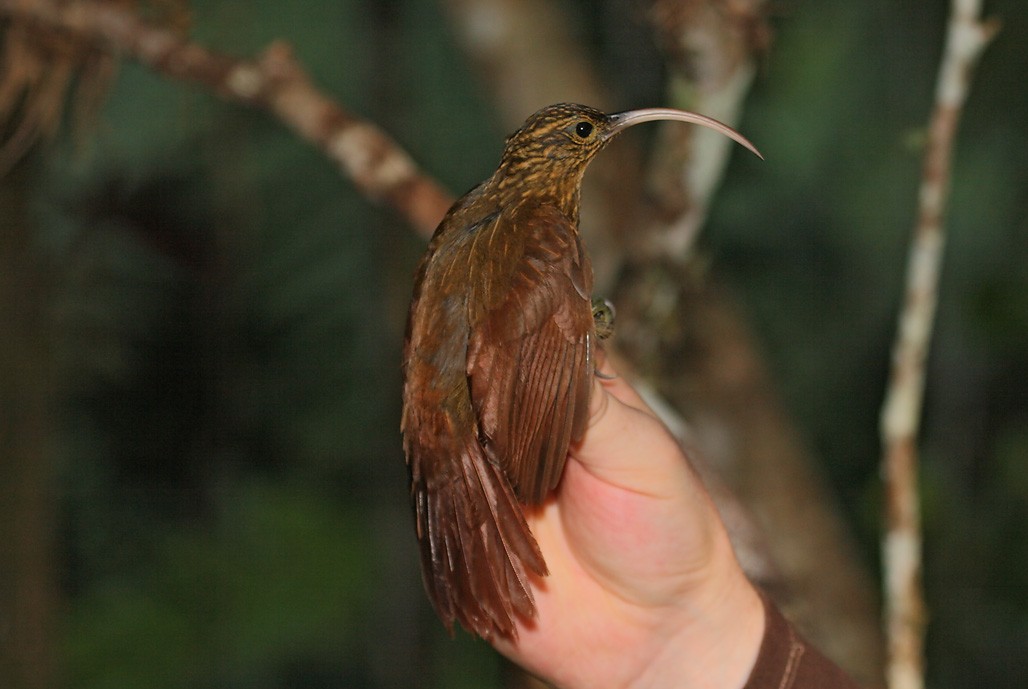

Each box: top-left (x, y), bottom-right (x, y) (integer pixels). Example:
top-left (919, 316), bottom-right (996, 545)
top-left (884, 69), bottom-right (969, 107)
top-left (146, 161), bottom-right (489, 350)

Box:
top-left (401, 103), bottom-right (760, 640)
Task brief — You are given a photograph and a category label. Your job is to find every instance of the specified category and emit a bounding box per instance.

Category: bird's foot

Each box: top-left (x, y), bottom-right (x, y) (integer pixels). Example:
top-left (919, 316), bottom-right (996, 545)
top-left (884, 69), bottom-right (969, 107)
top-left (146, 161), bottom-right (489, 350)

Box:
top-left (591, 297), bottom-right (616, 341)
top-left (591, 297), bottom-right (618, 379)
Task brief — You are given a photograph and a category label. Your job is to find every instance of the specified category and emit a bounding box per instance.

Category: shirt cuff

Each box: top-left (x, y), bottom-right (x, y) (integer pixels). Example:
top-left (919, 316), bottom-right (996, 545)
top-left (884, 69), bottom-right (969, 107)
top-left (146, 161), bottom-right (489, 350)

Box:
top-left (742, 593), bottom-right (862, 689)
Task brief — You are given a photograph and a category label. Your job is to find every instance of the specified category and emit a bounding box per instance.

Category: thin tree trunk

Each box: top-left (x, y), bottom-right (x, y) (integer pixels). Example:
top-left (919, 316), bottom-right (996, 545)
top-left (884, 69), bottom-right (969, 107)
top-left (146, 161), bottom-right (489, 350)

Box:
top-left (0, 164), bottom-right (57, 689)
top-left (879, 3), bottom-right (997, 688)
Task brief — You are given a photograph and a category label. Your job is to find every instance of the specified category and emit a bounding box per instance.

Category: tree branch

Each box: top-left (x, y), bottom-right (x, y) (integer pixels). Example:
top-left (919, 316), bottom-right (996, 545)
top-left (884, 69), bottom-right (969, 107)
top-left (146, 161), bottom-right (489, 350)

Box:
top-left (642, 0), bottom-right (768, 260)
top-left (0, 0), bottom-right (454, 236)
top-left (879, 3), bottom-right (997, 689)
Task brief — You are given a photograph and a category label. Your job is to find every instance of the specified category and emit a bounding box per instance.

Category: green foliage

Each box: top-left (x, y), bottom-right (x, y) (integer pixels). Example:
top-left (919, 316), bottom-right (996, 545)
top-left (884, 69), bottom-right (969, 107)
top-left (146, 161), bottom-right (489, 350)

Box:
top-left (64, 482), bottom-right (372, 689)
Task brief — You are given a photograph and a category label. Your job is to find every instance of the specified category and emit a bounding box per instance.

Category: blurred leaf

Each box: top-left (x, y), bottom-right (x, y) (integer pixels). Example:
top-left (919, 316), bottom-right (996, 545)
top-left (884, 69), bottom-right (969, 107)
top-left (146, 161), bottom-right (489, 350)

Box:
top-left (65, 481), bottom-right (372, 688)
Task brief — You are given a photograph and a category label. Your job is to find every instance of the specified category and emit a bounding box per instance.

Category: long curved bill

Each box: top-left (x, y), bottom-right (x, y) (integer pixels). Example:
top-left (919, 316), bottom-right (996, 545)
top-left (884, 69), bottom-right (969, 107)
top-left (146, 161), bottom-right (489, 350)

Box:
top-left (605, 108), bottom-right (763, 160)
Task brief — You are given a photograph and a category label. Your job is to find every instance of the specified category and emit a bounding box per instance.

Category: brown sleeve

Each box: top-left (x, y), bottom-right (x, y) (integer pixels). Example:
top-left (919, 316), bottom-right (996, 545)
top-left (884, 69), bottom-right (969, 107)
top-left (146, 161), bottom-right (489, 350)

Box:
top-left (743, 594), bottom-right (862, 689)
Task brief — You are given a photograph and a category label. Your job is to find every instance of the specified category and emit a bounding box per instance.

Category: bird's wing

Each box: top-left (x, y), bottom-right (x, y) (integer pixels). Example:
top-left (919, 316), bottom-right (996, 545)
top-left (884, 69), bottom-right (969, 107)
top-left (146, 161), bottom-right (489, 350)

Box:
top-left (402, 207), bottom-right (548, 641)
top-left (466, 203), bottom-right (594, 504)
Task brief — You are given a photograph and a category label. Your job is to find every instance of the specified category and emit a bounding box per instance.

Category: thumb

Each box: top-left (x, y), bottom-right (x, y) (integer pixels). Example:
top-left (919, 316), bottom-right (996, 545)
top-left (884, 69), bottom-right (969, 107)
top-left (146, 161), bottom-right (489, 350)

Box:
top-left (570, 358), bottom-right (697, 502)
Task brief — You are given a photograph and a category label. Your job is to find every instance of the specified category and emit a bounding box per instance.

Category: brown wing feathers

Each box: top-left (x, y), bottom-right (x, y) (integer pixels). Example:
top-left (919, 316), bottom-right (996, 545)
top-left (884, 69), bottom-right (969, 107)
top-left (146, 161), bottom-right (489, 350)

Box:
top-left (468, 206), bottom-right (594, 503)
top-left (402, 203), bottom-right (593, 639)
top-left (409, 430), bottom-right (545, 638)
top-left (477, 318), bottom-right (590, 503)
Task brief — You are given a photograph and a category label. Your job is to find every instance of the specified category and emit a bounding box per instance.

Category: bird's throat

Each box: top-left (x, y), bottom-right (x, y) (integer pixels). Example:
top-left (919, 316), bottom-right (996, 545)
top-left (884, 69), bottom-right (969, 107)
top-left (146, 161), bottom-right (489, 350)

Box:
top-left (491, 162), bottom-right (586, 221)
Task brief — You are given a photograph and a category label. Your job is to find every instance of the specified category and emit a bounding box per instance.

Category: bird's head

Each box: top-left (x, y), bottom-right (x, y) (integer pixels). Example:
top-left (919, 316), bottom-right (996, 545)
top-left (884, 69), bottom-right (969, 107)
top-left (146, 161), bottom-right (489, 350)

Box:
top-left (492, 102), bottom-right (761, 214)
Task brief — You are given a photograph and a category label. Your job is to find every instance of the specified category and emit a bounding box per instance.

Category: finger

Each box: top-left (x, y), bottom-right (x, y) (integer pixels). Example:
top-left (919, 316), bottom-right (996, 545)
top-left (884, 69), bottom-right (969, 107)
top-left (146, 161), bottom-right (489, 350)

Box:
top-left (573, 359), bottom-right (692, 499)
top-left (558, 358), bottom-right (723, 607)
top-left (588, 352), bottom-right (654, 421)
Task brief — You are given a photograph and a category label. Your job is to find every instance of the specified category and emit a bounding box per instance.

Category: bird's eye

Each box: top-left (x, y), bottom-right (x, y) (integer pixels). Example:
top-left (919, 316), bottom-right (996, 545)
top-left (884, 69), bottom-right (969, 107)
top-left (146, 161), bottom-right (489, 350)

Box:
top-left (574, 121), bottom-right (594, 139)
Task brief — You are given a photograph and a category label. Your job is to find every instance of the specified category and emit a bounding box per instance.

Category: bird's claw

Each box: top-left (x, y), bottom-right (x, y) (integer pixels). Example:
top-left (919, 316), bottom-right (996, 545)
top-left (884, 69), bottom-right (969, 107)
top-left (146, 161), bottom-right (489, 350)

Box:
top-left (590, 298), bottom-right (617, 379)
top-left (591, 297), bottom-right (616, 341)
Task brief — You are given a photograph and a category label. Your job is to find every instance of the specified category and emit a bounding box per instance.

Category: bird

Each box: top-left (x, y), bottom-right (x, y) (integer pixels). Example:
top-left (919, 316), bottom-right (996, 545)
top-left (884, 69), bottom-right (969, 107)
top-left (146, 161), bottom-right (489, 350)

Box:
top-left (401, 103), bottom-right (760, 640)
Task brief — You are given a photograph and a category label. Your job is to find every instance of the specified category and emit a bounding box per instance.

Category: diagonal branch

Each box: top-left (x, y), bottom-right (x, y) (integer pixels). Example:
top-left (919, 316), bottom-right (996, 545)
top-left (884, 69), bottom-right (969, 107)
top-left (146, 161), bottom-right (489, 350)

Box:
top-left (0, 0), bottom-right (454, 236)
top-left (878, 2), bottom-right (997, 689)
top-left (642, 0), bottom-right (769, 260)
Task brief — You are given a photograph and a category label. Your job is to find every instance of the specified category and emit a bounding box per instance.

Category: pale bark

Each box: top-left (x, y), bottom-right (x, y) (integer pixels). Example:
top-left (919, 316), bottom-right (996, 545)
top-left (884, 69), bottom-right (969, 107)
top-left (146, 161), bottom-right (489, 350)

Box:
top-left (879, 2), bottom-right (997, 688)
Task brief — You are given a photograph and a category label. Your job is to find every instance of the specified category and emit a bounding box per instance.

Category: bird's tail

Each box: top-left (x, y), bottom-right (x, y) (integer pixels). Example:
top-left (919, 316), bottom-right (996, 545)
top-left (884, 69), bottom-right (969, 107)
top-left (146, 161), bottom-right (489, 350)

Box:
top-left (411, 437), bottom-right (546, 640)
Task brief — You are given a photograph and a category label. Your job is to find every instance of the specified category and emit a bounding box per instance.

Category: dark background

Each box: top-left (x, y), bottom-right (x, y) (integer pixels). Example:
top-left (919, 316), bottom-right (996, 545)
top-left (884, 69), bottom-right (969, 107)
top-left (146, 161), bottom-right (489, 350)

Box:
top-left (1, 1), bottom-right (1025, 687)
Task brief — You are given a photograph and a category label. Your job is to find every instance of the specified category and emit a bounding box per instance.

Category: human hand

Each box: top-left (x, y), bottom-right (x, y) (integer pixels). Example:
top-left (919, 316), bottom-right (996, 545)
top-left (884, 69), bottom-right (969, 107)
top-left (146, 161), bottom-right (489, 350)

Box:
top-left (493, 360), bottom-right (766, 689)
